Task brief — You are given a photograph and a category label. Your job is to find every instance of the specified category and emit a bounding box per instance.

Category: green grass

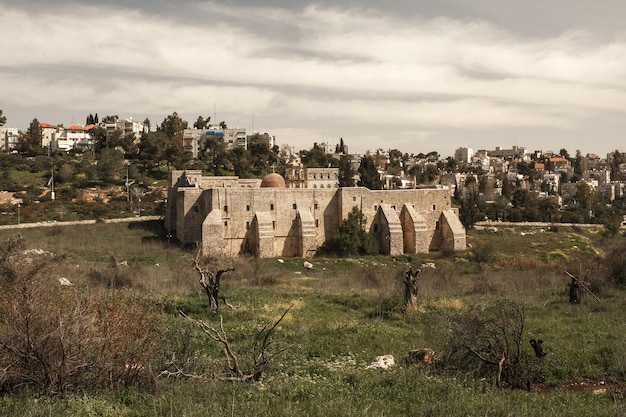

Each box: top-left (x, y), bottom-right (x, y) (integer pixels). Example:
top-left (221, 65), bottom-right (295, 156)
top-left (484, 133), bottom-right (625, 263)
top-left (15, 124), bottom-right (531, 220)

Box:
top-left (1, 223), bottom-right (626, 415)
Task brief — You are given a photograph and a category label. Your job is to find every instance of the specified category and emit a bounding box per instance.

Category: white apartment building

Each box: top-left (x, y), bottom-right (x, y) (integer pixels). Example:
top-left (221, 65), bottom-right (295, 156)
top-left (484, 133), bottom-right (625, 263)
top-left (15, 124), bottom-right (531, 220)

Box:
top-left (0, 127), bottom-right (19, 151)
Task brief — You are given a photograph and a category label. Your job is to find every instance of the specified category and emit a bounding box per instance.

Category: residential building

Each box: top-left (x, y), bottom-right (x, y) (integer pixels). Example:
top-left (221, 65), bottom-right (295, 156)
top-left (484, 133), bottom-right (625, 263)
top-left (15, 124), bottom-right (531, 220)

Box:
top-left (0, 127), bottom-right (19, 151)
top-left (454, 147), bottom-right (474, 163)
top-left (105, 118), bottom-right (148, 145)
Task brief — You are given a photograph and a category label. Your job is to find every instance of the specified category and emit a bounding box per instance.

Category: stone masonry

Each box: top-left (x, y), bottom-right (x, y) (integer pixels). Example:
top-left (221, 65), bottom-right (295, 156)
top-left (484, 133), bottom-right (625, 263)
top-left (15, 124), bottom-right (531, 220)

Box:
top-left (166, 170), bottom-right (466, 258)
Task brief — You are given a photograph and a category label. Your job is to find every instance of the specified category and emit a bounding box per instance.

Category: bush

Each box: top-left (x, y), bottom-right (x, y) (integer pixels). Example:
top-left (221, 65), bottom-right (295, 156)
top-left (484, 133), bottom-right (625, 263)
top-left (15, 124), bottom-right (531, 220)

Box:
top-left (438, 299), bottom-right (532, 389)
top-left (606, 241), bottom-right (626, 285)
top-left (0, 236), bottom-right (160, 395)
top-left (318, 207), bottom-right (378, 256)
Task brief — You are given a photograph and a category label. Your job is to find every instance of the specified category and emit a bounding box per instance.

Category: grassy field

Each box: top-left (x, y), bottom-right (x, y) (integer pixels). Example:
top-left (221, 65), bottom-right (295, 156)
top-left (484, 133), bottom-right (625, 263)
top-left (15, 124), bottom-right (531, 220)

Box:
top-left (1, 222), bottom-right (625, 416)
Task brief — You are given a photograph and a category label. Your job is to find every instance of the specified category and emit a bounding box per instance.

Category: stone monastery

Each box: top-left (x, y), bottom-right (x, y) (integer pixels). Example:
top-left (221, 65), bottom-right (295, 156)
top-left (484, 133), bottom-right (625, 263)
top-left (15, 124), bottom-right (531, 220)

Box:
top-left (166, 168), bottom-right (467, 258)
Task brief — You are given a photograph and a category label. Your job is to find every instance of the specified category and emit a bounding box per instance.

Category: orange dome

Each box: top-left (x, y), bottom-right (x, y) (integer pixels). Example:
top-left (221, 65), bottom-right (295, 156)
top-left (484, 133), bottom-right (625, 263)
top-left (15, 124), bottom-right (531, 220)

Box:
top-left (260, 173), bottom-right (286, 188)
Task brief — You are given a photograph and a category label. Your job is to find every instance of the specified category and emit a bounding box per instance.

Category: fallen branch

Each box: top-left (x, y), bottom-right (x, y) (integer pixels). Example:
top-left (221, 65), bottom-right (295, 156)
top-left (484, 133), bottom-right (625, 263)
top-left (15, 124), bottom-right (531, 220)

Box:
top-left (565, 271), bottom-right (600, 302)
top-left (180, 304), bottom-right (293, 382)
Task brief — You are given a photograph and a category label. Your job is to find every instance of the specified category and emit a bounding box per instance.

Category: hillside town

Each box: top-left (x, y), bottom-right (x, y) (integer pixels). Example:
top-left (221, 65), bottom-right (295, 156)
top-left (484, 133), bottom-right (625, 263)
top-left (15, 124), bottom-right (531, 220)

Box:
top-left (1, 110), bottom-right (625, 232)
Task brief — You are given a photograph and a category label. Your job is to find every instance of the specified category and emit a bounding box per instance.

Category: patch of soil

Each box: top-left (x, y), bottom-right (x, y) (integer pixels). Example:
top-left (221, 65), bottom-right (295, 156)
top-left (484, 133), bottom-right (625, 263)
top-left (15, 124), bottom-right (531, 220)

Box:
top-left (532, 378), bottom-right (626, 398)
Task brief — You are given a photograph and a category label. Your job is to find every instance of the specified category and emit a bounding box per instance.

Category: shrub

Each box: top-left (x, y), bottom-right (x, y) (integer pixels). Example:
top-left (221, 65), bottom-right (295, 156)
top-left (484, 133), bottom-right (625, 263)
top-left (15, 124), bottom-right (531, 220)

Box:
top-left (318, 207), bottom-right (378, 256)
top-left (0, 236), bottom-right (160, 395)
top-left (438, 299), bottom-right (532, 389)
top-left (606, 240), bottom-right (626, 286)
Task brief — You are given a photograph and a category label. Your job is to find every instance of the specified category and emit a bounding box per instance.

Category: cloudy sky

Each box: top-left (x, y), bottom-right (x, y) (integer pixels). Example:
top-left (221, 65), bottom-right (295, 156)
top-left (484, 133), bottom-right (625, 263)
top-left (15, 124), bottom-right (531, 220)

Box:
top-left (2, 0), bottom-right (626, 157)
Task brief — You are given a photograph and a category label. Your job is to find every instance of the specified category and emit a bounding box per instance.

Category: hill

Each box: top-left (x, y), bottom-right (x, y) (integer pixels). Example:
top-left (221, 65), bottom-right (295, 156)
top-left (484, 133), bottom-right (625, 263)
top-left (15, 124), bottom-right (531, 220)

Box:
top-left (0, 221), bottom-right (625, 416)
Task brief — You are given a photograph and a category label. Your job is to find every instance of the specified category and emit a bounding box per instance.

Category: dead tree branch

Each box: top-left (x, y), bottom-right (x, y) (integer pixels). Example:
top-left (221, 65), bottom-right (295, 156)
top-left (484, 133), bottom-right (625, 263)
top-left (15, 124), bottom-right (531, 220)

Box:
top-left (565, 271), bottom-right (600, 303)
top-left (180, 305), bottom-right (293, 382)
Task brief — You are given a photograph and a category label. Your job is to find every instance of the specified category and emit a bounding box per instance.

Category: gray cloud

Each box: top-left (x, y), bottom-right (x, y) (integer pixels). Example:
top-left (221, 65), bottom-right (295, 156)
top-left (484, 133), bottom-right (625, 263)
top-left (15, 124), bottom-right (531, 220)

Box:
top-left (2, 1), bottom-right (626, 156)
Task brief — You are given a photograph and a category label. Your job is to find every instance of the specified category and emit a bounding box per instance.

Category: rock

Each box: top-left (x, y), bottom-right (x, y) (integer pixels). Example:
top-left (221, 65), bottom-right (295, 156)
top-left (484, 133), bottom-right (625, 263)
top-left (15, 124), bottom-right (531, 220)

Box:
top-left (367, 354), bottom-right (395, 370)
top-left (58, 277), bottom-right (74, 286)
top-left (303, 261), bottom-right (313, 269)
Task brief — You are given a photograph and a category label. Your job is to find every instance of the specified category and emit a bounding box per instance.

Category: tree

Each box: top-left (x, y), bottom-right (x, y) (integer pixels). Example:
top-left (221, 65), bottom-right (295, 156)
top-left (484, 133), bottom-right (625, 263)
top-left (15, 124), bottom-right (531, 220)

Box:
top-left (501, 176), bottom-right (514, 199)
top-left (193, 116), bottom-right (210, 129)
top-left (459, 187), bottom-right (482, 229)
top-left (248, 141), bottom-right (278, 177)
top-left (16, 118), bottom-right (43, 156)
top-left (609, 150), bottom-right (624, 181)
top-left (357, 155), bottom-right (383, 189)
top-left (300, 143), bottom-right (337, 168)
top-left (191, 253), bottom-right (235, 313)
top-left (559, 148), bottom-right (570, 160)
top-left (573, 149), bottom-right (583, 175)
top-left (335, 137), bottom-right (346, 154)
top-left (138, 131), bottom-right (169, 171)
top-left (575, 181), bottom-right (595, 222)
top-left (202, 135), bottom-right (229, 175)
top-left (319, 206), bottom-right (378, 256)
top-left (158, 112), bottom-right (188, 140)
top-left (97, 148), bottom-right (125, 183)
top-left (142, 117), bottom-right (150, 131)
top-left (338, 155), bottom-right (355, 187)
top-left (0, 109), bottom-right (6, 126)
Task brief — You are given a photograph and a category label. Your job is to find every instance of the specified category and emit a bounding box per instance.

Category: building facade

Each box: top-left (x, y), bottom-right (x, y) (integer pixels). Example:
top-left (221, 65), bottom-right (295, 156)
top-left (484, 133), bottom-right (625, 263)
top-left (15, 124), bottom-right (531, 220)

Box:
top-left (166, 170), bottom-right (466, 258)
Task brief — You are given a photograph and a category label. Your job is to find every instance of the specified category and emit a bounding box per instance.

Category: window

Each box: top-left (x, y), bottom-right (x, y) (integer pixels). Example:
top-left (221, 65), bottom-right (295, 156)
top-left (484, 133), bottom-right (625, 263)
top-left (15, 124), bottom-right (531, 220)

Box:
top-left (315, 219), bottom-right (319, 227)
top-left (246, 221), bottom-right (250, 230)
top-left (374, 205), bottom-right (378, 211)
top-left (314, 203), bottom-right (318, 209)
top-left (352, 196), bottom-right (357, 202)
top-left (194, 205), bottom-right (199, 212)
top-left (292, 203), bottom-right (297, 209)
top-left (272, 221), bottom-right (276, 229)
top-left (433, 204), bottom-right (437, 210)
top-left (374, 223), bottom-right (379, 232)
top-left (270, 203), bottom-right (274, 210)
top-left (246, 205), bottom-right (250, 211)
top-left (223, 205), bottom-right (228, 212)
top-left (224, 221), bottom-right (228, 226)
top-left (313, 184), bottom-right (317, 188)
top-left (435, 221), bottom-right (440, 230)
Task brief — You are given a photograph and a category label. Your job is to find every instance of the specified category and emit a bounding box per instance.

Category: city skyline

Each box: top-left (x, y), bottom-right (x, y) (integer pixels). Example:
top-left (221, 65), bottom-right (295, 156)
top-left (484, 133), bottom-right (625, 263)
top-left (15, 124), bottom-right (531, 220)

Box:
top-left (2, 0), bottom-right (626, 158)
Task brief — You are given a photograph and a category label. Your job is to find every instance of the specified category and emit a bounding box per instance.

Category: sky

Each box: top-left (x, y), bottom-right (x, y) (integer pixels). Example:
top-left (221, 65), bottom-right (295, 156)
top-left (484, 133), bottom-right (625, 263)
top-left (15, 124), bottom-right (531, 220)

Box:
top-left (2, 0), bottom-right (626, 158)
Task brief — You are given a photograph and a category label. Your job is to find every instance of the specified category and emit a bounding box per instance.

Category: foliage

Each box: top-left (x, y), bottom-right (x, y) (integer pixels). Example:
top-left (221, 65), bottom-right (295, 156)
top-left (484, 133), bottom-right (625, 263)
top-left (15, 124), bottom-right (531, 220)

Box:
top-left (318, 206), bottom-right (378, 256)
top-left (357, 155), bottom-right (382, 190)
top-left (606, 240), bottom-right (626, 285)
top-left (300, 143), bottom-right (338, 168)
top-left (458, 188), bottom-right (483, 229)
top-left (16, 118), bottom-right (43, 156)
top-left (338, 154), bottom-right (355, 187)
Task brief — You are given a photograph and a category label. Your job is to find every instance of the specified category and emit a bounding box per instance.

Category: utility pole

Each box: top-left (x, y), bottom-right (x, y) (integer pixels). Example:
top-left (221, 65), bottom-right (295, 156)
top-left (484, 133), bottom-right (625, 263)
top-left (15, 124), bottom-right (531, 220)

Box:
top-left (50, 167), bottom-right (55, 201)
top-left (125, 162), bottom-right (130, 205)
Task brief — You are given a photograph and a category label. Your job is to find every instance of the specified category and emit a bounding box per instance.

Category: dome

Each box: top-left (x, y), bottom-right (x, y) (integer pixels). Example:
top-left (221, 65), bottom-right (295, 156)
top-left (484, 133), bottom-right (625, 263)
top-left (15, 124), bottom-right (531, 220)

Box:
top-left (260, 173), bottom-right (286, 188)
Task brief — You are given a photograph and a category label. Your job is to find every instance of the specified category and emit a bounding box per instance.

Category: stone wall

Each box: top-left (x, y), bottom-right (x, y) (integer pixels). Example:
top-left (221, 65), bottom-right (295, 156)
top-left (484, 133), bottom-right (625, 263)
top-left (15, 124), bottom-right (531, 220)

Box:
top-left (168, 172), bottom-right (465, 258)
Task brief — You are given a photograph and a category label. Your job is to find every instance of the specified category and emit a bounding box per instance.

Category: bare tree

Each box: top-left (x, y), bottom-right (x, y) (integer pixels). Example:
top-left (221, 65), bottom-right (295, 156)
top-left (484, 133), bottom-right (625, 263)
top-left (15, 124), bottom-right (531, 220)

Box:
top-left (403, 267), bottom-right (421, 310)
top-left (179, 305), bottom-right (292, 381)
top-left (191, 252), bottom-right (235, 312)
